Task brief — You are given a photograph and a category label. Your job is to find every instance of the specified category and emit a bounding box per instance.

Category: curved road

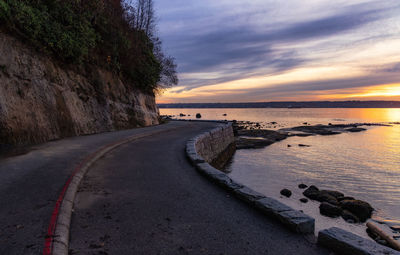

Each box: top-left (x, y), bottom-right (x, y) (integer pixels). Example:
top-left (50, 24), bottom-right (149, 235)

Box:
top-left (69, 121), bottom-right (330, 255)
top-left (0, 121), bottom-right (330, 254)
top-left (0, 121), bottom-right (200, 254)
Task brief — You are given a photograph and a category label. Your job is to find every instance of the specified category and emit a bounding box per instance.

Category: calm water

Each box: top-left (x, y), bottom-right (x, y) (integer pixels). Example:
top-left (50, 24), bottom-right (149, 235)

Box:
top-left (160, 108), bottom-right (400, 235)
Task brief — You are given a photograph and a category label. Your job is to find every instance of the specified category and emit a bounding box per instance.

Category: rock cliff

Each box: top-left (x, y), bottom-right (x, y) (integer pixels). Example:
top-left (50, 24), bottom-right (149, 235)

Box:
top-left (0, 33), bottom-right (159, 147)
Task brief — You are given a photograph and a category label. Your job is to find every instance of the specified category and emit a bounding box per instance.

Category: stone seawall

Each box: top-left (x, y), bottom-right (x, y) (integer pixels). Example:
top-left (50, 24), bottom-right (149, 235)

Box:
top-left (194, 123), bottom-right (235, 164)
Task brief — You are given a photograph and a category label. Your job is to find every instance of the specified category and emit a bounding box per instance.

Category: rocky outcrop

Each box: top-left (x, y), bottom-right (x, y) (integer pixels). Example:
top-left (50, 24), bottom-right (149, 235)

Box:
top-left (0, 33), bottom-right (159, 147)
top-left (234, 128), bottom-right (288, 149)
top-left (281, 123), bottom-right (390, 136)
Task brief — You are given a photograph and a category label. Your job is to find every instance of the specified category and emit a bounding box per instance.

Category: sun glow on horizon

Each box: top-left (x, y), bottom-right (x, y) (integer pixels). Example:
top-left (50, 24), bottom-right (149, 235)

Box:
top-left (317, 84), bottom-right (400, 101)
top-left (344, 84), bottom-right (400, 98)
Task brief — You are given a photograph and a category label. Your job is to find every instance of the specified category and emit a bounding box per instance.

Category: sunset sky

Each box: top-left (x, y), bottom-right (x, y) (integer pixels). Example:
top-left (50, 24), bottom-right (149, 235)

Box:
top-left (155, 0), bottom-right (400, 103)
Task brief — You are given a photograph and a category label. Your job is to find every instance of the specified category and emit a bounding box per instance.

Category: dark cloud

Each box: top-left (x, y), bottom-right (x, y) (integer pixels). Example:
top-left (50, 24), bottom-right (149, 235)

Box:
top-left (163, 2), bottom-right (394, 84)
top-left (381, 63), bottom-right (400, 73)
top-left (270, 8), bottom-right (383, 41)
top-left (250, 73), bottom-right (400, 95)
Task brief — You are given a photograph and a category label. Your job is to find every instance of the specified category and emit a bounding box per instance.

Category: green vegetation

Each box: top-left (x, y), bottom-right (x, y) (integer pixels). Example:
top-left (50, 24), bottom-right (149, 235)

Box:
top-left (0, 0), bottom-right (177, 92)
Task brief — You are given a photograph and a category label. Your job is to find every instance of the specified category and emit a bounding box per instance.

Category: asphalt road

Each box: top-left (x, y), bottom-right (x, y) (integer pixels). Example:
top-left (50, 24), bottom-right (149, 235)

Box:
top-left (0, 121), bottom-right (194, 255)
top-left (69, 121), bottom-right (331, 255)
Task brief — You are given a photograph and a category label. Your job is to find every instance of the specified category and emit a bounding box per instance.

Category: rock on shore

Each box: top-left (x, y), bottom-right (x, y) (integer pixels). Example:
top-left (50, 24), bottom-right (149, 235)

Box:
top-left (302, 185), bottom-right (374, 222)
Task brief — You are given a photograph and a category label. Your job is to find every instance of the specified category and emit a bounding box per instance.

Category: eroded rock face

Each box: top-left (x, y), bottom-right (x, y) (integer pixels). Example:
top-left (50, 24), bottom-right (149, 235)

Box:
top-left (0, 34), bottom-right (159, 146)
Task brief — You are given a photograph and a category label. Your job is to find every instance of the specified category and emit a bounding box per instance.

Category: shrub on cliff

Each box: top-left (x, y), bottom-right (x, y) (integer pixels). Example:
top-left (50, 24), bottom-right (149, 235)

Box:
top-left (0, 0), bottom-right (97, 62)
top-left (0, 0), bottom-right (177, 92)
top-left (0, 1), bottom-right (9, 19)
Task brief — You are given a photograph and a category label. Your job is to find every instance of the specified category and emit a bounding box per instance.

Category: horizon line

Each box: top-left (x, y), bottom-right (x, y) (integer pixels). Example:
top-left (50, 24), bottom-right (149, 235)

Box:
top-left (157, 100), bottom-right (400, 104)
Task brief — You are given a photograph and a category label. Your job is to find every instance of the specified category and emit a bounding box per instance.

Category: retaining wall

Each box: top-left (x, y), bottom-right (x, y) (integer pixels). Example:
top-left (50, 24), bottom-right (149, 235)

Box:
top-left (194, 123), bottom-right (235, 163)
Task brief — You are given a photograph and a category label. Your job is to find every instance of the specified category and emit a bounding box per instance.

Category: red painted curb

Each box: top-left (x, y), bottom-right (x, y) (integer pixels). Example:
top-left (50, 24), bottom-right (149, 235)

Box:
top-left (42, 139), bottom-right (123, 255)
top-left (42, 124), bottom-right (187, 254)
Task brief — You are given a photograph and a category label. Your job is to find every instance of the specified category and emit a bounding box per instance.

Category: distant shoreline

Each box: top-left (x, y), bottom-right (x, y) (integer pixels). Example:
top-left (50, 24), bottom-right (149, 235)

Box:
top-left (158, 101), bottom-right (400, 109)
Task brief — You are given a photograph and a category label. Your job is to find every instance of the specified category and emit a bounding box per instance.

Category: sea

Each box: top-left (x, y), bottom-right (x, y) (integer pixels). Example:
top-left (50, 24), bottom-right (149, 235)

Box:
top-left (160, 108), bottom-right (400, 237)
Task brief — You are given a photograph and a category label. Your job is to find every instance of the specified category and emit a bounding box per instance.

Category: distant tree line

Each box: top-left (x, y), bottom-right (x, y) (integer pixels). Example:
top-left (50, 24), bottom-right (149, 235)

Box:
top-left (0, 0), bottom-right (177, 92)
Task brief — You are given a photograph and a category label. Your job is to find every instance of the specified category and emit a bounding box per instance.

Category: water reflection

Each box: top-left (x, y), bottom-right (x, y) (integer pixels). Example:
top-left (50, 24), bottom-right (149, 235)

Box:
top-left (356, 108), bottom-right (400, 123)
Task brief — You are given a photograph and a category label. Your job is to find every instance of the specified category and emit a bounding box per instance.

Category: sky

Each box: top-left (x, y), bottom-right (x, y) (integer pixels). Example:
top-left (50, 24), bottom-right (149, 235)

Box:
top-left (154, 0), bottom-right (400, 103)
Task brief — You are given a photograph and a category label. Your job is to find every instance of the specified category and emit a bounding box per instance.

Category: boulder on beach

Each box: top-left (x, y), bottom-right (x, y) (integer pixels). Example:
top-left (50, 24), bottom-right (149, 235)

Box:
top-left (303, 185), bottom-right (373, 222)
top-left (340, 199), bottom-right (374, 222)
top-left (196, 113), bottom-right (202, 119)
top-left (303, 186), bottom-right (344, 205)
top-left (280, 189), bottom-right (292, 197)
top-left (320, 190), bottom-right (344, 199)
top-left (320, 202), bottom-right (342, 217)
top-left (317, 193), bottom-right (339, 205)
top-left (338, 196), bottom-right (355, 202)
top-left (298, 184), bottom-right (308, 189)
top-left (341, 210), bottom-right (359, 223)
top-left (300, 198), bottom-right (308, 203)
top-left (303, 185), bottom-right (320, 200)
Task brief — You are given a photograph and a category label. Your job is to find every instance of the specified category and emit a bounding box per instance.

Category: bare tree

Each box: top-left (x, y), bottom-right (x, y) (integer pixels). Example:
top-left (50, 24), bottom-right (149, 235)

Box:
top-left (123, 0), bottom-right (178, 87)
top-left (144, 0), bottom-right (154, 36)
top-left (124, 0), bottom-right (154, 37)
top-left (152, 37), bottom-right (178, 88)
